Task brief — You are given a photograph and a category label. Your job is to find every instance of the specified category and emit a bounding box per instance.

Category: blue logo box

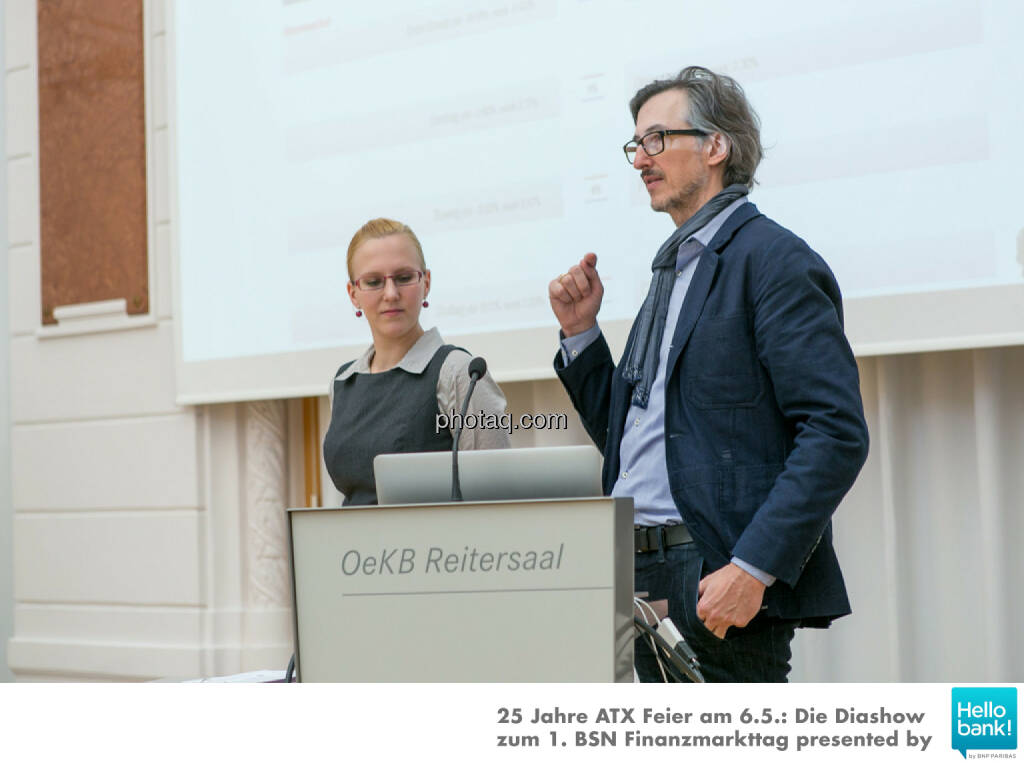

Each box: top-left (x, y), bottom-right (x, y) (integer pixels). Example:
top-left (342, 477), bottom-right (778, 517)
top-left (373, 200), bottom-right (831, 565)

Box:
top-left (952, 687), bottom-right (1017, 758)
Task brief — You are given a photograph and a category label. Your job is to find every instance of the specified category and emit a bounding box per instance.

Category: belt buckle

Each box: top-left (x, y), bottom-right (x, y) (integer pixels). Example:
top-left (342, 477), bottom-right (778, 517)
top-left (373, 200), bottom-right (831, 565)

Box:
top-left (635, 525), bottom-right (663, 554)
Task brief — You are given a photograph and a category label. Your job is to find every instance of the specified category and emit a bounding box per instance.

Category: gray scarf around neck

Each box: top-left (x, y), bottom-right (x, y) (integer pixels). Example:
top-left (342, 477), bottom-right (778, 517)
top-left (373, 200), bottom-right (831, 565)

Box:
top-left (622, 183), bottom-right (749, 408)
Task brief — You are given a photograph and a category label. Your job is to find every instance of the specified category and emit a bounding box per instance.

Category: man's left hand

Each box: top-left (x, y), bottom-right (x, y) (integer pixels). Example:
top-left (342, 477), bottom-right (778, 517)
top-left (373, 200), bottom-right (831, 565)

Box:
top-left (696, 563), bottom-right (766, 639)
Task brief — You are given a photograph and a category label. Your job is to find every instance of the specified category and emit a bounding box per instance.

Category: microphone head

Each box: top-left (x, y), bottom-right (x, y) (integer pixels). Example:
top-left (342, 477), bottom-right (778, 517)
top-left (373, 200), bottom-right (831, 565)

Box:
top-left (468, 356), bottom-right (487, 380)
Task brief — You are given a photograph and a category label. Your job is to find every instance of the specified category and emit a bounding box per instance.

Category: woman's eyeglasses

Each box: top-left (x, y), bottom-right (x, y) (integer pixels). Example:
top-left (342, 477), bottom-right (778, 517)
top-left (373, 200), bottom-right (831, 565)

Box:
top-left (351, 270), bottom-right (424, 292)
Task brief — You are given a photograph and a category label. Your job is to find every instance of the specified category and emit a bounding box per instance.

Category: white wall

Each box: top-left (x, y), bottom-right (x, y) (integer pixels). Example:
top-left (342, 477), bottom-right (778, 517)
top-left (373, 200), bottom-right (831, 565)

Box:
top-left (5, 0), bottom-right (196, 680)
top-left (4, 0), bottom-right (292, 681)
top-left (0, 0), bottom-right (17, 683)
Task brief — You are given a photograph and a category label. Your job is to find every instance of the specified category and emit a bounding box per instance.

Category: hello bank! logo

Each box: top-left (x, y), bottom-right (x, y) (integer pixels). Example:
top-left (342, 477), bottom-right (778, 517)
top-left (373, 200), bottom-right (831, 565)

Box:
top-left (952, 687), bottom-right (1017, 758)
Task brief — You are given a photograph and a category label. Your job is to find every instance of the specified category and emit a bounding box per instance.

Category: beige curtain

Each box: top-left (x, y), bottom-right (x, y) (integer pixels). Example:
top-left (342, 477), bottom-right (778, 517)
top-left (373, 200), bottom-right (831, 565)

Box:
top-left (792, 346), bottom-right (1024, 681)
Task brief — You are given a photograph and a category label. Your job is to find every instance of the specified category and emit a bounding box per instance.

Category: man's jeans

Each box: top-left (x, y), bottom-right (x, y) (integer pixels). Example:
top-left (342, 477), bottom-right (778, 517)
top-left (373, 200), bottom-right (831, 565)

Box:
top-left (634, 543), bottom-right (796, 683)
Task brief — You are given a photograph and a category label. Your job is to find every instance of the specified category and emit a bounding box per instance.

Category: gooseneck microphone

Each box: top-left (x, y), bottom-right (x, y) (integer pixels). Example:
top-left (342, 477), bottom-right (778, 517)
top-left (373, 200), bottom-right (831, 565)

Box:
top-left (451, 356), bottom-right (487, 501)
top-left (467, 356), bottom-right (487, 382)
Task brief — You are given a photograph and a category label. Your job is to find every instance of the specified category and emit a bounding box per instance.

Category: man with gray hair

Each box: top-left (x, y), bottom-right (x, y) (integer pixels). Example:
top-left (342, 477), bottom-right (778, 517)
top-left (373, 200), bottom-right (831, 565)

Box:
top-left (549, 66), bottom-right (869, 681)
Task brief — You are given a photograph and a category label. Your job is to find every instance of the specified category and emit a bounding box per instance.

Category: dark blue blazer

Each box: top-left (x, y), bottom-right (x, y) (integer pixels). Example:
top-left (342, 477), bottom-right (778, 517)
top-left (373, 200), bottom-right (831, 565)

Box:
top-left (556, 202), bottom-right (869, 624)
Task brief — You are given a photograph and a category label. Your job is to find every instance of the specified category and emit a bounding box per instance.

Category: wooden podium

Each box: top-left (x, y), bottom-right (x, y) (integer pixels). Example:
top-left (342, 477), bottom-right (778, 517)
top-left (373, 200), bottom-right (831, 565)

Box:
top-left (287, 496), bottom-right (634, 682)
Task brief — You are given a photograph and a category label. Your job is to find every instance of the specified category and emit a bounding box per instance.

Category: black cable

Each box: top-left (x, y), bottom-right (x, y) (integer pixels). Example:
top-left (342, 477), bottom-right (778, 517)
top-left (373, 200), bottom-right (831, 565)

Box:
top-left (285, 653), bottom-right (295, 683)
top-left (633, 617), bottom-right (704, 683)
top-left (450, 375), bottom-right (480, 501)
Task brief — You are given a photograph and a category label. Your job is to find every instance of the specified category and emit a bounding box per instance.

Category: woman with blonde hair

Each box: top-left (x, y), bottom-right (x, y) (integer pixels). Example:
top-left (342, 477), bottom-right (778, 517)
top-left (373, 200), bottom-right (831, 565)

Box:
top-left (323, 218), bottom-right (509, 505)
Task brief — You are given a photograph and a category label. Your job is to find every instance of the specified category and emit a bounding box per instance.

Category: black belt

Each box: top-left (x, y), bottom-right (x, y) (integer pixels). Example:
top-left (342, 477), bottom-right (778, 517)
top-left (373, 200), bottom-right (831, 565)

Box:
top-left (634, 524), bottom-right (693, 553)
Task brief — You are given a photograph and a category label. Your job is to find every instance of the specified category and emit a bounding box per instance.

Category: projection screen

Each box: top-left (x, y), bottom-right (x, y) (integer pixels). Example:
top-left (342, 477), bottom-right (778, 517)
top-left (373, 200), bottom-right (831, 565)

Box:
top-left (170, 0), bottom-right (1024, 404)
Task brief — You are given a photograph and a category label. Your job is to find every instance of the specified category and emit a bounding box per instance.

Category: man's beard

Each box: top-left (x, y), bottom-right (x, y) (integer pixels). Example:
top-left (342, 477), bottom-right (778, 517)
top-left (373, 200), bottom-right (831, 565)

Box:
top-left (650, 174), bottom-right (708, 222)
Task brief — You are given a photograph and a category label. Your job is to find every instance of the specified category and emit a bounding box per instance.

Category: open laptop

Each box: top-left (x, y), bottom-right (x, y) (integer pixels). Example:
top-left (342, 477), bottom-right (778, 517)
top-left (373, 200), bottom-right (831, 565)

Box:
top-left (374, 445), bottom-right (603, 505)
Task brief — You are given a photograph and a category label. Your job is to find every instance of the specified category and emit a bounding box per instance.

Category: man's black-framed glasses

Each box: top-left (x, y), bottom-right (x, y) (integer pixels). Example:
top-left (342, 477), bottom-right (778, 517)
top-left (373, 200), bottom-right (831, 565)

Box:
top-left (623, 129), bottom-right (708, 163)
top-left (351, 269), bottom-right (424, 291)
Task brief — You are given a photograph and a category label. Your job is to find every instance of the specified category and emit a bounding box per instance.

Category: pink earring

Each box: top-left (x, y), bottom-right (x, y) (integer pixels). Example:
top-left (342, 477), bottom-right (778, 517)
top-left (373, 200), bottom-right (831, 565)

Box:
top-left (355, 309), bottom-right (363, 317)
top-left (422, 300), bottom-right (429, 308)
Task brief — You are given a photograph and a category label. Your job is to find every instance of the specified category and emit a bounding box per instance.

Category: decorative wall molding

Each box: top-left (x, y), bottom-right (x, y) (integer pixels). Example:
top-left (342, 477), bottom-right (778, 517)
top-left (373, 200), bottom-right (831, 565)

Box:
top-left (37, 0), bottom-right (149, 325)
top-left (37, 297), bottom-right (157, 338)
top-left (243, 400), bottom-right (290, 610)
